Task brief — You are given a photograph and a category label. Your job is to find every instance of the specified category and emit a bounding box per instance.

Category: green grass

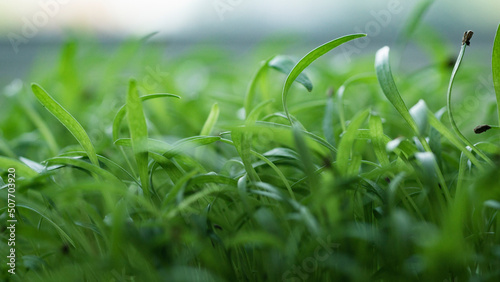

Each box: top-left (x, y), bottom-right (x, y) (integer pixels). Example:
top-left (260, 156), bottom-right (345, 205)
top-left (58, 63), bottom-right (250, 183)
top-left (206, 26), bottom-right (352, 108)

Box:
top-left (2, 12), bottom-right (500, 282)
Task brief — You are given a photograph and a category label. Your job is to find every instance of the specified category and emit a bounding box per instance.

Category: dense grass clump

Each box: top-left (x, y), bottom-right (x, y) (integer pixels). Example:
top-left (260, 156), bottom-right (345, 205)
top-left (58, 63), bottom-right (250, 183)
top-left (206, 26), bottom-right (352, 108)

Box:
top-left (2, 12), bottom-right (500, 282)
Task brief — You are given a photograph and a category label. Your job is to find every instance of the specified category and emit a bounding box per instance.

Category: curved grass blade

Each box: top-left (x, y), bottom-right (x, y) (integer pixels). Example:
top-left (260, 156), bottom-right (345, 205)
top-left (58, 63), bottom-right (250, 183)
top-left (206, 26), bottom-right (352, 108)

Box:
top-left (282, 33), bottom-right (367, 124)
top-left (369, 114), bottom-right (390, 167)
top-left (20, 100), bottom-right (59, 156)
top-left (115, 136), bottom-right (221, 157)
top-left (0, 156), bottom-right (38, 178)
top-left (269, 55), bottom-right (312, 91)
top-left (426, 109), bottom-right (483, 169)
top-left (322, 88), bottom-right (337, 145)
top-left (200, 103), bottom-right (220, 136)
top-left (375, 47), bottom-right (419, 135)
top-left (46, 157), bottom-right (124, 185)
top-left (493, 24), bottom-right (500, 125)
top-left (292, 124), bottom-right (318, 189)
top-left (31, 83), bottom-right (98, 166)
top-left (112, 93), bottom-right (180, 141)
top-left (126, 79), bottom-right (150, 196)
top-left (58, 152), bottom-right (139, 185)
top-left (409, 99), bottom-right (429, 136)
top-left (337, 73), bottom-right (377, 132)
top-left (446, 33), bottom-right (493, 166)
top-left (244, 57), bottom-right (273, 117)
top-left (17, 204), bottom-right (75, 247)
top-left (162, 169), bottom-right (198, 208)
top-left (336, 109), bottom-right (369, 176)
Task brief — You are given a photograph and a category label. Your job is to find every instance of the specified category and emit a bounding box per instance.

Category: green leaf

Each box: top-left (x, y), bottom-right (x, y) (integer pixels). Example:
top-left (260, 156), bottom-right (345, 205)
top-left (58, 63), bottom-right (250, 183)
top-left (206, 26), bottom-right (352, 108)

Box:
top-left (446, 37), bottom-right (493, 166)
top-left (336, 109), bottom-right (369, 176)
top-left (337, 73), bottom-right (377, 132)
top-left (46, 157), bottom-right (124, 185)
top-left (0, 156), bottom-right (38, 178)
top-left (375, 47), bottom-right (419, 135)
top-left (113, 93), bottom-right (180, 141)
top-left (292, 123), bottom-right (317, 189)
top-left (493, 24), bottom-right (500, 125)
top-left (231, 130), bottom-right (260, 182)
top-left (126, 79), bottom-right (149, 196)
top-left (17, 204), bottom-right (75, 247)
top-left (426, 108), bottom-right (482, 168)
top-left (282, 33), bottom-right (367, 123)
top-left (200, 103), bottom-right (220, 136)
top-left (409, 100), bottom-right (429, 136)
top-left (244, 57), bottom-right (273, 118)
top-left (31, 83), bottom-right (98, 166)
top-left (369, 114), bottom-right (390, 167)
top-left (269, 55), bottom-right (312, 91)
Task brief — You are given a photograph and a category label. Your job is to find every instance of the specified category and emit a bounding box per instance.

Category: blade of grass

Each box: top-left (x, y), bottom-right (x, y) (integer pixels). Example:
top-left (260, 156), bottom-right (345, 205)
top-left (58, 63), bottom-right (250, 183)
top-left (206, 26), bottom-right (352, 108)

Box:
top-left (113, 93), bottom-right (180, 141)
top-left (46, 157), bottom-right (124, 186)
top-left (17, 204), bottom-right (75, 247)
top-left (244, 57), bottom-right (273, 117)
top-left (269, 55), bottom-right (312, 91)
top-left (292, 123), bottom-right (318, 189)
top-left (282, 33), bottom-right (367, 124)
top-left (20, 100), bottom-right (59, 156)
top-left (493, 24), bottom-right (500, 126)
top-left (0, 156), bottom-right (38, 178)
top-left (336, 109), bottom-right (369, 176)
top-left (31, 83), bottom-right (98, 166)
top-left (126, 79), bottom-right (149, 197)
top-left (375, 47), bottom-right (433, 153)
top-left (369, 114), bottom-right (390, 167)
top-left (375, 47), bottom-right (419, 135)
top-left (337, 73), bottom-right (377, 132)
top-left (200, 103), bottom-right (220, 136)
top-left (426, 109), bottom-right (483, 169)
top-left (446, 32), bottom-right (493, 166)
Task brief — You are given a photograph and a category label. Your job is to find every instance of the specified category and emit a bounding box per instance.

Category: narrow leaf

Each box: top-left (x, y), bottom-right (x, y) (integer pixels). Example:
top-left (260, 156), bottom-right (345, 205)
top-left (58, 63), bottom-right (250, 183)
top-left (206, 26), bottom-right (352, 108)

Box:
top-left (282, 33), bottom-right (367, 123)
top-left (375, 47), bottom-right (419, 135)
top-left (493, 24), bottom-right (500, 125)
top-left (126, 79), bottom-right (149, 196)
top-left (113, 93), bottom-right (180, 141)
top-left (0, 156), bottom-right (38, 178)
top-left (200, 103), bottom-right (220, 136)
top-left (31, 83), bottom-right (98, 166)
top-left (269, 55), bottom-right (312, 91)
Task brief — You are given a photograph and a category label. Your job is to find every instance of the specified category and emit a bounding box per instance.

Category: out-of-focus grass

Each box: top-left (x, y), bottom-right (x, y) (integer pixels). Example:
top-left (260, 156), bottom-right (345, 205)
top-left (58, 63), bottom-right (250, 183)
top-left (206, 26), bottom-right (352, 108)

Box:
top-left (1, 11), bottom-right (500, 282)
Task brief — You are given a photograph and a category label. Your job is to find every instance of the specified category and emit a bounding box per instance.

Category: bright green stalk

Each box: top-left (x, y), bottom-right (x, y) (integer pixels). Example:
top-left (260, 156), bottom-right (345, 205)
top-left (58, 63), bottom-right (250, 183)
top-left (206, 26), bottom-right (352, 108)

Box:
top-left (446, 31), bottom-right (493, 166)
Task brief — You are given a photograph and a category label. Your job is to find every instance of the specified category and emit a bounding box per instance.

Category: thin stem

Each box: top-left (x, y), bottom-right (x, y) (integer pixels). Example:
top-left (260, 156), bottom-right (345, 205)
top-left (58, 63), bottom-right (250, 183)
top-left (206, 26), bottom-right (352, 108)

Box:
top-left (446, 32), bottom-right (494, 167)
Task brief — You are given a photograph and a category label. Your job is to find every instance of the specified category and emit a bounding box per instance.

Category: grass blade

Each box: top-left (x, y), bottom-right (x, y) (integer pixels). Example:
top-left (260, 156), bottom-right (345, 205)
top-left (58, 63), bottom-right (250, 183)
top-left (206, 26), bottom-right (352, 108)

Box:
top-left (31, 83), bottom-right (98, 166)
top-left (113, 93), bottom-right (180, 141)
top-left (126, 79), bottom-right (150, 196)
top-left (47, 157), bottom-right (124, 185)
top-left (282, 33), bottom-right (367, 124)
top-left (17, 204), bottom-right (75, 247)
top-left (336, 109), bottom-right (369, 176)
top-left (200, 103), bottom-right (220, 136)
top-left (292, 123), bottom-right (318, 189)
top-left (493, 24), bottom-right (500, 126)
top-left (426, 109), bottom-right (483, 169)
top-left (446, 32), bottom-right (493, 166)
top-left (369, 114), bottom-right (390, 167)
top-left (244, 57), bottom-right (273, 117)
top-left (269, 55), bottom-right (312, 91)
top-left (375, 47), bottom-right (419, 135)
top-left (0, 156), bottom-right (38, 178)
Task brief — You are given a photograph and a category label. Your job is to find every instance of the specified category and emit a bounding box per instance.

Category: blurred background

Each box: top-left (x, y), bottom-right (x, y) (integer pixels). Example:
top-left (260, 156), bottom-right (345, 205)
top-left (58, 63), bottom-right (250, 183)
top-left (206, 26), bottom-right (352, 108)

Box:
top-left (0, 0), bottom-right (499, 84)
